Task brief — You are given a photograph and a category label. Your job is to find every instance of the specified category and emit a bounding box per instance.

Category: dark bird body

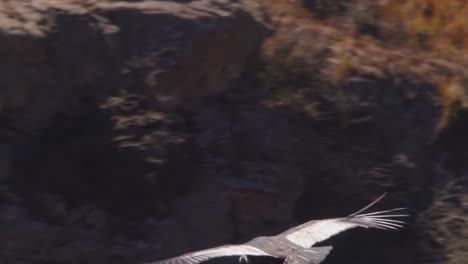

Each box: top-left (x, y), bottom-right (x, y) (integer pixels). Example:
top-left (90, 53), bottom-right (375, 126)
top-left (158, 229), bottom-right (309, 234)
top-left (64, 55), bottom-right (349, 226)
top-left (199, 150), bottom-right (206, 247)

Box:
top-left (245, 235), bottom-right (331, 264)
top-left (147, 193), bottom-right (406, 264)
top-left (247, 236), bottom-right (301, 258)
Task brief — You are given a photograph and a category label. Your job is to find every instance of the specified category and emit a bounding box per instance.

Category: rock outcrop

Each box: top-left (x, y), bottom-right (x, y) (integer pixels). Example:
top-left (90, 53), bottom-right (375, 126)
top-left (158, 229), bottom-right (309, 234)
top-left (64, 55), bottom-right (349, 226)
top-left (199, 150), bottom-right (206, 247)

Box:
top-left (0, 1), bottom-right (273, 264)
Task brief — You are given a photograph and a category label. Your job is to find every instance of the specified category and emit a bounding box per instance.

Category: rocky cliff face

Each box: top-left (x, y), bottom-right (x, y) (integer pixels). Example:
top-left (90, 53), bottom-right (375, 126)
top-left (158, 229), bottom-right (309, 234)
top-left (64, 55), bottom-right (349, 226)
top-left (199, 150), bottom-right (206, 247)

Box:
top-left (0, 1), bottom-right (275, 263)
top-left (1, 1), bottom-right (468, 264)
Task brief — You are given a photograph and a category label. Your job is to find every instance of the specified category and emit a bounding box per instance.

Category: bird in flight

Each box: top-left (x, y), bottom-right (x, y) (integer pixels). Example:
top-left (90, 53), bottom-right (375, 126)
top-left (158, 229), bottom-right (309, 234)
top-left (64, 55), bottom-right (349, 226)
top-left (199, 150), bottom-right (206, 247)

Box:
top-left (146, 193), bottom-right (406, 264)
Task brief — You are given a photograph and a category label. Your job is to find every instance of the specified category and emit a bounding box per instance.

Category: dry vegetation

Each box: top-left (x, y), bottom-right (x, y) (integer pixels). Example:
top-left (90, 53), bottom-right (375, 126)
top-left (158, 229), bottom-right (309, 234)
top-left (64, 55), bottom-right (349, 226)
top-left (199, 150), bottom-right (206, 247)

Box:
top-left (254, 1), bottom-right (468, 263)
top-left (380, 0), bottom-right (468, 56)
top-left (255, 0), bottom-right (468, 134)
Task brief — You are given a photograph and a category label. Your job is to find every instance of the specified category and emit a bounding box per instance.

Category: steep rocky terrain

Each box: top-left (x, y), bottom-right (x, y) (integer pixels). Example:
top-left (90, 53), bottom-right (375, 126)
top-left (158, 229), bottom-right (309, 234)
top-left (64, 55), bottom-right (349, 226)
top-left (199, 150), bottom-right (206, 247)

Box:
top-left (0, 1), bottom-right (273, 263)
top-left (1, 0), bottom-right (468, 264)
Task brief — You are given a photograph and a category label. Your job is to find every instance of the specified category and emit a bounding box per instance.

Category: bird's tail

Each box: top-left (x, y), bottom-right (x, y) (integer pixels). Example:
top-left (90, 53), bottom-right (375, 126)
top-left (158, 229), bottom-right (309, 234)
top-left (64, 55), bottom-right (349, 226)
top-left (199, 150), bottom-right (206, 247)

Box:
top-left (286, 246), bottom-right (333, 264)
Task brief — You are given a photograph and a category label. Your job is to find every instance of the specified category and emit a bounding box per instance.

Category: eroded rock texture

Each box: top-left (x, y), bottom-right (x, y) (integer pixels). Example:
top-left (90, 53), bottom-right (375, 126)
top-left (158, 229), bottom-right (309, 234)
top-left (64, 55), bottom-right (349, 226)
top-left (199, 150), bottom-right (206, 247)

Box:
top-left (0, 1), bottom-right (275, 264)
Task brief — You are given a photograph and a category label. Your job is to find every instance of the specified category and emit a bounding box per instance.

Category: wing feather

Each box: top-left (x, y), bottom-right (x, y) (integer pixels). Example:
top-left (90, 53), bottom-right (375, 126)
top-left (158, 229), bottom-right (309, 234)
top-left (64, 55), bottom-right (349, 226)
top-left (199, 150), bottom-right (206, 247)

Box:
top-left (146, 244), bottom-right (273, 264)
top-left (283, 193), bottom-right (407, 248)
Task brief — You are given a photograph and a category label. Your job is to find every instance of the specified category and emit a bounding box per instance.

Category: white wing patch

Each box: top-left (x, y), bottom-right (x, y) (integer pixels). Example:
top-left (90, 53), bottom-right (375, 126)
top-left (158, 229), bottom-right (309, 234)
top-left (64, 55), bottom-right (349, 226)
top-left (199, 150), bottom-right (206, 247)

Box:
top-left (189, 245), bottom-right (271, 258)
top-left (149, 245), bottom-right (272, 264)
top-left (284, 206), bottom-right (407, 248)
top-left (285, 219), bottom-right (358, 248)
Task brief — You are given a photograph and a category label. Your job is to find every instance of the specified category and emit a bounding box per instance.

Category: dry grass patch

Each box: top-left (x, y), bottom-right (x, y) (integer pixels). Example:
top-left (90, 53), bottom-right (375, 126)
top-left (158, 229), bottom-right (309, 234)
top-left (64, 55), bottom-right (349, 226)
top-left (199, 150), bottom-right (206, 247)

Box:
top-left (380, 0), bottom-right (468, 56)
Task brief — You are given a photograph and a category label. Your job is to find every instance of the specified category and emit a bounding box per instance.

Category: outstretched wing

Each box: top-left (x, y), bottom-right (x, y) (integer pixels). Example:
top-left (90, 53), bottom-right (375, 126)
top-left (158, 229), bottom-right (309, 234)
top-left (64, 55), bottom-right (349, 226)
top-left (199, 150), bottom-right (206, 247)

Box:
top-left (146, 244), bottom-right (274, 264)
top-left (281, 193), bottom-right (407, 248)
